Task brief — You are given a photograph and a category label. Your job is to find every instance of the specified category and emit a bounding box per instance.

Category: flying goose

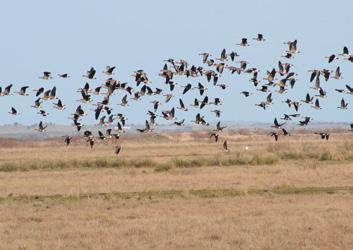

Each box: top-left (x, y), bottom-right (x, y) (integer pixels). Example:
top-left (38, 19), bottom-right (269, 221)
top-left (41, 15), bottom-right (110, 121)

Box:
top-left (214, 121), bottom-right (227, 132)
top-left (298, 117), bottom-right (311, 126)
top-left (332, 66), bottom-right (342, 80)
top-left (272, 118), bottom-right (285, 128)
top-left (200, 96), bottom-right (209, 109)
top-left (301, 93), bottom-right (314, 104)
top-left (8, 107), bottom-right (19, 115)
top-left (210, 132), bottom-right (219, 142)
top-left (114, 145), bottom-right (122, 156)
top-left (312, 99), bottom-right (322, 109)
top-left (34, 87), bottom-right (44, 97)
top-left (161, 107), bottom-right (176, 120)
top-left (53, 99), bottom-right (65, 110)
top-left (211, 109), bottom-right (222, 118)
top-left (338, 46), bottom-right (350, 57)
top-left (345, 84), bottom-right (353, 94)
top-left (37, 110), bottom-right (49, 116)
top-left (315, 132), bottom-right (330, 140)
top-left (15, 86), bottom-right (29, 96)
top-left (325, 54), bottom-right (337, 63)
top-left (223, 140), bottom-right (229, 152)
top-left (58, 73), bottom-right (70, 78)
top-left (217, 48), bottom-right (228, 61)
top-left (2, 84), bottom-right (13, 96)
top-left (83, 67), bottom-right (96, 79)
top-left (237, 38), bottom-right (249, 47)
top-left (270, 131), bottom-right (279, 141)
top-left (199, 52), bottom-right (211, 64)
top-left (193, 82), bottom-right (207, 95)
top-left (338, 98), bottom-right (348, 109)
top-left (35, 121), bottom-right (47, 132)
top-left (39, 72), bottom-right (52, 80)
top-left (64, 136), bottom-right (72, 146)
top-left (87, 136), bottom-right (95, 149)
top-left (181, 83), bottom-right (192, 95)
top-left (177, 98), bottom-right (188, 111)
top-left (315, 87), bottom-right (326, 98)
top-left (103, 66), bottom-right (116, 75)
top-left (174, 119), bottom-right (185, 126)
top-left (240, 91), bottom-right (252, 97)
top-left (162, 93), bottom-right (173, 103)
top-left (31, 98), bottom-right (42, 109)
top-left (192, 113), bottom-right (209, 126)
top-left (253, 33), bottom-right (265, 41)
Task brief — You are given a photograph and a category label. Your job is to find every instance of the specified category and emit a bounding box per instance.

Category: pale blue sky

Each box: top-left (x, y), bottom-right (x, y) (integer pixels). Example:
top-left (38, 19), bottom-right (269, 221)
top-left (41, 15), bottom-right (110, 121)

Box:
top-left (0, 0), bottom-right (352, 125)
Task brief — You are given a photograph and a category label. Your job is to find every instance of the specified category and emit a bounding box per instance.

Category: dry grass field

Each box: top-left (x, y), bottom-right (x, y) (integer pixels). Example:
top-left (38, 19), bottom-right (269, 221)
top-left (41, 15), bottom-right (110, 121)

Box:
top-left (1, 131), bottom-right (353, 249)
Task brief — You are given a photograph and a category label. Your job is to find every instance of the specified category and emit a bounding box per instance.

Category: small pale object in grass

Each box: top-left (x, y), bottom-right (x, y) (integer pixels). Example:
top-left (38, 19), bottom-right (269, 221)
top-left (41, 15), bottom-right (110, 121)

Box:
top-left (245, 146), bottom-right (249, 150)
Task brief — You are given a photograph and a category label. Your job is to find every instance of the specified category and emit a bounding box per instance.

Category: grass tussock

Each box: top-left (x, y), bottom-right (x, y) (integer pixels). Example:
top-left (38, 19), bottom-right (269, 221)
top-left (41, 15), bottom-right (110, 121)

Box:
top-left (3, 148), bottom-right (353, 173)
top-left (0, 153), bottom-right (280, 172)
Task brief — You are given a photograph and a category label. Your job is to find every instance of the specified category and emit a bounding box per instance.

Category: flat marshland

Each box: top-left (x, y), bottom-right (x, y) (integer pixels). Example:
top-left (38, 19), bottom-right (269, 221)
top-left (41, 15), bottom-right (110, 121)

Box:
top-left (1, 131), bottom-right (353, 249)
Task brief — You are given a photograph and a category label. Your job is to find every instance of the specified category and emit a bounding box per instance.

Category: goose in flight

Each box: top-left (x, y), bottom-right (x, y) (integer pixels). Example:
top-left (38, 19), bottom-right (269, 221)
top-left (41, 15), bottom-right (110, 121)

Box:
top-left (301, 93), bottom-right (314, 104)
top-left (214, 121), bottom-right (227, 132)
top-left (192, 113), bottom-right (209, 126)
top-left (253, 33), bottom-right (265, 41)
top-left (161, 107), bottom-right (176, 120)
top-left (83, 67), bottom-right (96, 79)
top-left (31, 98), bottom-right (42, 109)
top-left (87, 136), bottom-right (95, 149)
top-left (312, 99), bottom-right (322, 110)
top-left (217, 48), bottom-right (228, 61)
top-left (58, 73), bottom-right (70, 78)
top-left (2, 84), bottom-right (13, 96)
top-left (39, 72), bottom-right (52, 80)
top-left (115, 145), bottom-right (122, 156)
top-left (34, 87), bottom-right (44, 97)
top-left (37, 110), bottom-right (49, 116)
top-left (240, 91), bottom-right (252, 97)
top-left (315, 132), bottom-right (330, 140)
top-left (211, 109), bottom-right (222, 118)
top-left (223, 140), bottom-right (229, 152)
top-left (103, 66), bottom-right (116, 75)
top-left (199, 52), bottom-right (211, 64)
top-left (339, 46), bottom-right (350, 57)
top-left (193, 82), bottom-right (207, 95)
top-left (64, 136), bottom-right (72, 146)
top-left (181, 83), bottom-right (192, 95)
top-left (200, 96), bottom-right (209, 109)
top-left (53, 99), bottom-right (65, 110)
top-left (345, 85), bottom-right (353, 94)
top-left (237, 38), bottom-right (249, 47)
top-left (210, 132), bottom-right (219, 142)
top-left (270, 131), bottom-right (279, 141)
top-left (272, 118), bottom-right (285, 128)
top-left (338, 98), bottom-right (348, 109)
top-left (35, 121), bottom-right (47, 132)
top-left (15, 86), bottom-right (29, 96)
top-left (325, 54), bottom-right (337, 63)
top-left (8, 107), bottom-right (19, 115)
top-left (177, 98), bottom-right (188, 111)
top-left (315, 87), bottom-right (326, 98)
top-left (229, 51), bottom-right (239, 61)
top-left (332, 66), bottom-right (342, 80)
top-left (174, 119), bottom-right (185, 126)
top-left (298, 117), bottom-right (311, 126)
top-left (282, 128), bottom-right (290, 136)
top-left (163, 93), bottom-right (173, 103)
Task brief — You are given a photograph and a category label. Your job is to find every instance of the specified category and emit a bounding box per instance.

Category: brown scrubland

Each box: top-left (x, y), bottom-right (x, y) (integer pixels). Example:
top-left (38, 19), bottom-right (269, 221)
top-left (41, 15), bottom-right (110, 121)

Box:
top-left (1, 131), bottom-right (353, 249)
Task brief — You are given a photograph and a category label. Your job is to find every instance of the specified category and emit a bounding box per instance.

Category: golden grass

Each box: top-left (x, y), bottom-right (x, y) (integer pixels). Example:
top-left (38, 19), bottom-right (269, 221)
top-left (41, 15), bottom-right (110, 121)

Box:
top-left (1, 131), bottom-right (353, 249)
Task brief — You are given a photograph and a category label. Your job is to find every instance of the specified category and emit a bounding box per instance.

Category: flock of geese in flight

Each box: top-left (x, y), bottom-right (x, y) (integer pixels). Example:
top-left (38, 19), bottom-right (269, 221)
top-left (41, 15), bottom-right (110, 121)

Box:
top-left (3, 34), bottom-right (353, 155)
